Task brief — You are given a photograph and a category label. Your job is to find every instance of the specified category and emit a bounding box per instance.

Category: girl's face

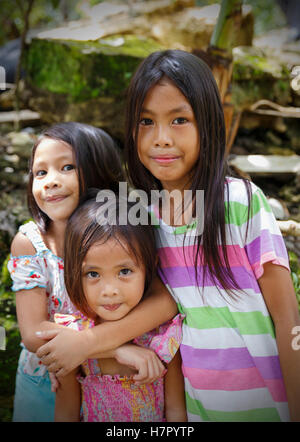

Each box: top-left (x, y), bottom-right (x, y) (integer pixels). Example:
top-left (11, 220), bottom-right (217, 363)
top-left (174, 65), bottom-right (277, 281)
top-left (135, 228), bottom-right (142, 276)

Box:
top-left (82, 238), bottom-right (146, 322)
top-left (32, 137), bottom-right (79, 224)
top-left (137, 78), bottom-right (200, 192)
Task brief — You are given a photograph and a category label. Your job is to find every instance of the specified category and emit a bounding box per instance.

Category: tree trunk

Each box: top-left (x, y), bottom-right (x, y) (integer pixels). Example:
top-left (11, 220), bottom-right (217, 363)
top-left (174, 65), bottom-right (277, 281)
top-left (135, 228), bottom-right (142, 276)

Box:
top-left (207, 0), bottom-right (243, 154)
top-left (14, 0), bottom-right (35, 130)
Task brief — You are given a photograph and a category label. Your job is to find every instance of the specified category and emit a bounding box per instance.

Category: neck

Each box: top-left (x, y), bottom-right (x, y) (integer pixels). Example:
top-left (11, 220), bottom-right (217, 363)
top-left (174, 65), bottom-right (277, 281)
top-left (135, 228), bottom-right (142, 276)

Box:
top-left (43, 220), bottom-right (67, 258)
top-left (159, 181), bottom-right (195, 227)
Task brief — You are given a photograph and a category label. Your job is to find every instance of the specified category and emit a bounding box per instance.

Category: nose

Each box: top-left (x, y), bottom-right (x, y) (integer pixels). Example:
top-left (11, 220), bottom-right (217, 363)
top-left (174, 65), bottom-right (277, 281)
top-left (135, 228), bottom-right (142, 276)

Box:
top-left (43, 169), bottom-right (61, 189)
top-left (154, 124), bottom-right (173, 147)
top-left (100, 281), bottom-right (120, 298)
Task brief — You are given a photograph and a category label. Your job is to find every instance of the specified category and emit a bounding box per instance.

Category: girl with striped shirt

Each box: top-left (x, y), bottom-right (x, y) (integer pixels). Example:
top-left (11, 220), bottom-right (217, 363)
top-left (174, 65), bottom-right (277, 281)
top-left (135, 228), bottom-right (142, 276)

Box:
top-left (124, 49), bottom-right (300, 421)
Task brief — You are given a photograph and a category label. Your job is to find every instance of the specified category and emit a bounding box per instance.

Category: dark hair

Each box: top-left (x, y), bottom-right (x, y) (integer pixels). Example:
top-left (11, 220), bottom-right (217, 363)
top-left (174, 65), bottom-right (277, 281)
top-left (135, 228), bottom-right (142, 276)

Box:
top-left (28, 122), bottom-right (125, 233)
top-left (124, 49), bottom-right (252, 294)
top-left (64, 196), bottom-right (157, 318)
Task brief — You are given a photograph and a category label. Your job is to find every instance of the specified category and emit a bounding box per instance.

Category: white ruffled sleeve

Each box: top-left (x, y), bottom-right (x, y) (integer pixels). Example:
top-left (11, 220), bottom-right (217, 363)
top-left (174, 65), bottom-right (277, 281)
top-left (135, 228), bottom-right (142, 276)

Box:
top-left (7, 254), bottom-right (48, 291)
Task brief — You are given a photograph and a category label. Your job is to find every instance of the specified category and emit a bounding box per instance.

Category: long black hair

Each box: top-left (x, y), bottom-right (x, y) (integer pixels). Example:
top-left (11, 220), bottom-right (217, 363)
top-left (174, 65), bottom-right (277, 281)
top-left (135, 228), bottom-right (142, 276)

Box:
top-left (28, 122), bottom-right (125, 233)
top-left (124, 49), bottom-right (252, 294)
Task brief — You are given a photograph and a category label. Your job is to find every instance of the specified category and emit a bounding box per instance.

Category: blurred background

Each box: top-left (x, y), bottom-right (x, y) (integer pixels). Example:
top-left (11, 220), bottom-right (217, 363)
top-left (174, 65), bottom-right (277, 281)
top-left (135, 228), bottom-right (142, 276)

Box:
top-left (0, 0), bottom-right (299, 422)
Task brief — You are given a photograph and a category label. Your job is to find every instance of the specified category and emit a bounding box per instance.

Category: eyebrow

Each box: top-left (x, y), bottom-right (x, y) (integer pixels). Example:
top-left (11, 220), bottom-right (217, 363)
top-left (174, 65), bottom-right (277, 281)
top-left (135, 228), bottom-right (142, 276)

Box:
top-left (82, 261), bottom-right (137, 271)
top-left (33, 155), bottom-right (74, 167)
top-left (141, 105), bottom-right (193, 115)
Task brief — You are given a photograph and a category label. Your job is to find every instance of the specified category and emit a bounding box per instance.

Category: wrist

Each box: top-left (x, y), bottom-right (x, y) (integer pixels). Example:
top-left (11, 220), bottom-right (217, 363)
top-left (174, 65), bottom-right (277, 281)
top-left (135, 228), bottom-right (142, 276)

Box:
top-left (81, 328), bottom-right (98, 360)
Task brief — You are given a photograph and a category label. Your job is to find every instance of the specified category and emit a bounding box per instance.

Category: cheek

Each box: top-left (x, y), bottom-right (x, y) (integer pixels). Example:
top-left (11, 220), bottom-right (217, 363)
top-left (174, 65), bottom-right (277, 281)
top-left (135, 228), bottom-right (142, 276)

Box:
top-left (32, 181), bottom-right (41, 200)
top-left (137, 128), bottom-right (150, 154)
top-left (130, 275), bottom-right (146, 305)
top-left (83, 284), bottom-right (95, 306)
top-left (69, 175), bottom-right (80, 199)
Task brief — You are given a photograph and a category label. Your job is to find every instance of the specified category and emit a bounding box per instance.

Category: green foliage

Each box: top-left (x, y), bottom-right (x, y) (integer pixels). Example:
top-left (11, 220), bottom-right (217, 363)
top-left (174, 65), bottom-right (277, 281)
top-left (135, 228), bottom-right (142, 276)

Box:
top-left (289, 251), bottom-right (300, 313)
top-left (0, 254), bottom-right (20, 422)
top-left (197, 0), bottom-right (287, 36)
top-left (0, 0), bottom-right (80, 47)
top-left (25, 35), bottom-right (164, 102)
top-left (244, 0), bottom-right (286, 35)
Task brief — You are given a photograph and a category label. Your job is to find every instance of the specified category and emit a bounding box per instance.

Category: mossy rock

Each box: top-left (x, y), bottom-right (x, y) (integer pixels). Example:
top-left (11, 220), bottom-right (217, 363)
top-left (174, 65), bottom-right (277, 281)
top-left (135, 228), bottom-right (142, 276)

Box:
top-left (231, 46), bottom-right (291, 109)
top-left (25, 35), bottom-right (165, 103)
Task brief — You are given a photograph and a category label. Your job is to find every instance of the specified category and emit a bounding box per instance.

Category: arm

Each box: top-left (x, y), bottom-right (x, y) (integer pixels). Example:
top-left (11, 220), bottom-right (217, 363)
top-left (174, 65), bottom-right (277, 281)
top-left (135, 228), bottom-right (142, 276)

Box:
top-left (258, 262), bottom-right (300, 422)
top-left (16, 288), bottom-right (65, 353)
top-left (36, 276), bottom-right (177, 375)
top-left (55, 369), bottom-right (81, 422)
top-left (164, 351), bottom-right (187, 422)
top-left (11, 232), bottom-right (63, 353)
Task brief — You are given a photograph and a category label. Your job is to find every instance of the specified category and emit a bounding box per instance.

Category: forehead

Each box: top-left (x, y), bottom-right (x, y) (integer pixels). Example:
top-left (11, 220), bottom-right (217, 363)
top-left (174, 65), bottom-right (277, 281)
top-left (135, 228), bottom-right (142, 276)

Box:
top-left (33, 137), bottom-right (74, 163)
top-left (84, 237), bottom-right (138, 264)
top-left (86, 234), bottom-right (144, 263)
top-left (142, 78), bottom-right (192, 111)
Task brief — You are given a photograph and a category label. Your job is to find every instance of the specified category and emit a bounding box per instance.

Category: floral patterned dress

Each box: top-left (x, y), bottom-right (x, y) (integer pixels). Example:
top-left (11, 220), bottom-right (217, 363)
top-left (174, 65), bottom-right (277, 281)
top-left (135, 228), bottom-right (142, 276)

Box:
top-left (55, 312), bottom-right (184, 422)
top-left (7, 221), bottom-right (76, 377)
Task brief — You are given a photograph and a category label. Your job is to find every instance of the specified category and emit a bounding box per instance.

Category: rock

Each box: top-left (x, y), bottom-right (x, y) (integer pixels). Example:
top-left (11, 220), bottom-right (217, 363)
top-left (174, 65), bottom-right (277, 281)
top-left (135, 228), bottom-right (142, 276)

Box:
top-left (267, 197), bottom-right (290, 220)
top-left (0, 110), bottom-right (41, 126)
top-left (0, 87), bottom-right (16, 110)
top-left (232, 46), bottom-right (292, 110)
top-left (5, 131), bottom-right (36, 159)
top-left (148, 4), bottom-right (253, 50)
top-left (22, 1), bottom-right (254, 138)
top-left (0, 190), bottom-right (30, 262)
top-left (229, 154), bottom-right (300, 176)
top-left (253, 28), bottom-right (300, 68)
top-left (24, 34), bottom-right (163, 135)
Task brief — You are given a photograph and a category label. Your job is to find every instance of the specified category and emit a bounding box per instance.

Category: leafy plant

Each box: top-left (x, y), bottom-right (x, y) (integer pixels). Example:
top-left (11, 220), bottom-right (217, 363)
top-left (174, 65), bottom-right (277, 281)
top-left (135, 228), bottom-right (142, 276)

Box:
top-left (289, 251), bottom-right (300, 313)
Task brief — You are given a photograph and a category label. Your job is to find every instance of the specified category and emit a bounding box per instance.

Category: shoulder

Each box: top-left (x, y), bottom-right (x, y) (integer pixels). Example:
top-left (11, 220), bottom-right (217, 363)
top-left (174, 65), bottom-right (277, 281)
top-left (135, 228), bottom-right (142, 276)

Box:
top-left (225, 177), bottom-right (260, 205)
top-left (11, 231), bottom-right (36, 257)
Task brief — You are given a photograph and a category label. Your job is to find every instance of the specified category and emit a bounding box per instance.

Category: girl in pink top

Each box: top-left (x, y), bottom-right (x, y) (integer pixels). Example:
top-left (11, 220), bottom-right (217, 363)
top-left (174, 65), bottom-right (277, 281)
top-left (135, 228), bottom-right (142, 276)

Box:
top-left (54, 196), bottom-right (186, 422)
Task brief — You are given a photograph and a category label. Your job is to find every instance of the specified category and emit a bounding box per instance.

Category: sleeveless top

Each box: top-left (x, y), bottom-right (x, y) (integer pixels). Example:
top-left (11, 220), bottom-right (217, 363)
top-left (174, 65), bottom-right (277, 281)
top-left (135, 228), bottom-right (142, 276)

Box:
top-left (7, 221), bottom-right (75, 377)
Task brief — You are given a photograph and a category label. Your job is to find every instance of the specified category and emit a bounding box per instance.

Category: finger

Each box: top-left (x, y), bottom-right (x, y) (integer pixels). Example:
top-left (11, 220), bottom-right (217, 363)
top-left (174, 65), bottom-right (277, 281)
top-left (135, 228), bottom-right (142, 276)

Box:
top-left (134, 355), bottom-right (157, 384)
top-left (155, 358), bottom-right (166, 378)
top-left (49, 373), bottom-right (60, 392)
top-left (36, 342), bottom-right (52, 359)
top-left (46, 362), bottom-right (62, 373)
top-left (35, 329), bottom-right (62, 340)
top-left (131, 357), bottom-right (148, 383)
top-left (39, 353), bottom-right (50, 364)
top-left (55, 367), bottom-right (67, 378)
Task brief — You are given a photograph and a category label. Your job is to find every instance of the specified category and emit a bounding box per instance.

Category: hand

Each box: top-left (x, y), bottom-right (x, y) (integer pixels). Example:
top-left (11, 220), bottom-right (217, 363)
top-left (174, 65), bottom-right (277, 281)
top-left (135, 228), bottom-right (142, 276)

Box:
top-left (36, 328), bottom-right (87, 377)
top-left (49, 372), bottom-right (60, 393)
top-left (114, 343), bottom-right (166, 385)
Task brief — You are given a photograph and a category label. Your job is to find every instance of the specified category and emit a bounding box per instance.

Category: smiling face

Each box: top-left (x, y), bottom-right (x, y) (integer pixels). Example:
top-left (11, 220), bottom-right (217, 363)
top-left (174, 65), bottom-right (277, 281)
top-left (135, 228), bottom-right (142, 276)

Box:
top-left (32, 137), bottom-right (80, 224)
top-left (81, 238), bottom-right (146, 322)
top-left (137, 78), bottom-right (200, 192)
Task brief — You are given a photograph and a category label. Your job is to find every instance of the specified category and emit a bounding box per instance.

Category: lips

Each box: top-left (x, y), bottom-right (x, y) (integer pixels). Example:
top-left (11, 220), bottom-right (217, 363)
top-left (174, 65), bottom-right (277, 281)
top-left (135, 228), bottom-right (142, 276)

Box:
top-left (151, 155), bottom-right (179, 164)
top-left (102, 304), bottom-right (121, 311)
top-left (45, 195), bottom-right (66, 202)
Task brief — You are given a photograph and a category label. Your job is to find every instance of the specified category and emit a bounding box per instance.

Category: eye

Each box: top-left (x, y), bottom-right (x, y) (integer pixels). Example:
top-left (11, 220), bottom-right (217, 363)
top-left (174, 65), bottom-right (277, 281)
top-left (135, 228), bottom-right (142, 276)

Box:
top-left (119, 268), bottom-right (132, 277)
top-left (34, 170), bottom-right (47, 177)
top-left (173, 117), bottom-right (188, 124)
top-left (63, 164), bottom-right (75, 171)
top-left (139, 118), bottom-right (153, 126)
top-left (86, 271), bottom-right (99, 279)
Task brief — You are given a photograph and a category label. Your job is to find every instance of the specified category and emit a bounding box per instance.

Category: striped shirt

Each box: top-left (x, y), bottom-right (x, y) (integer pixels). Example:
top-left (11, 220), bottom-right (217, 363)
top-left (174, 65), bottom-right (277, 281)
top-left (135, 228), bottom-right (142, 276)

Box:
top-left (151, 177), bottom-right (290, 422)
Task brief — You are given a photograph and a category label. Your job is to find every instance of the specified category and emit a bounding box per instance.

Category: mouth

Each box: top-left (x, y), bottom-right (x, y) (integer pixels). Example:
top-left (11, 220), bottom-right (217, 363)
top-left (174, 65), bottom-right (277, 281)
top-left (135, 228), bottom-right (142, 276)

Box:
top-left (151, 155), bottom-right (180, 164)
top-left (102, 304), bottom-right (122, 311)
top-left (45, 195), bottom-right (67, 203)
